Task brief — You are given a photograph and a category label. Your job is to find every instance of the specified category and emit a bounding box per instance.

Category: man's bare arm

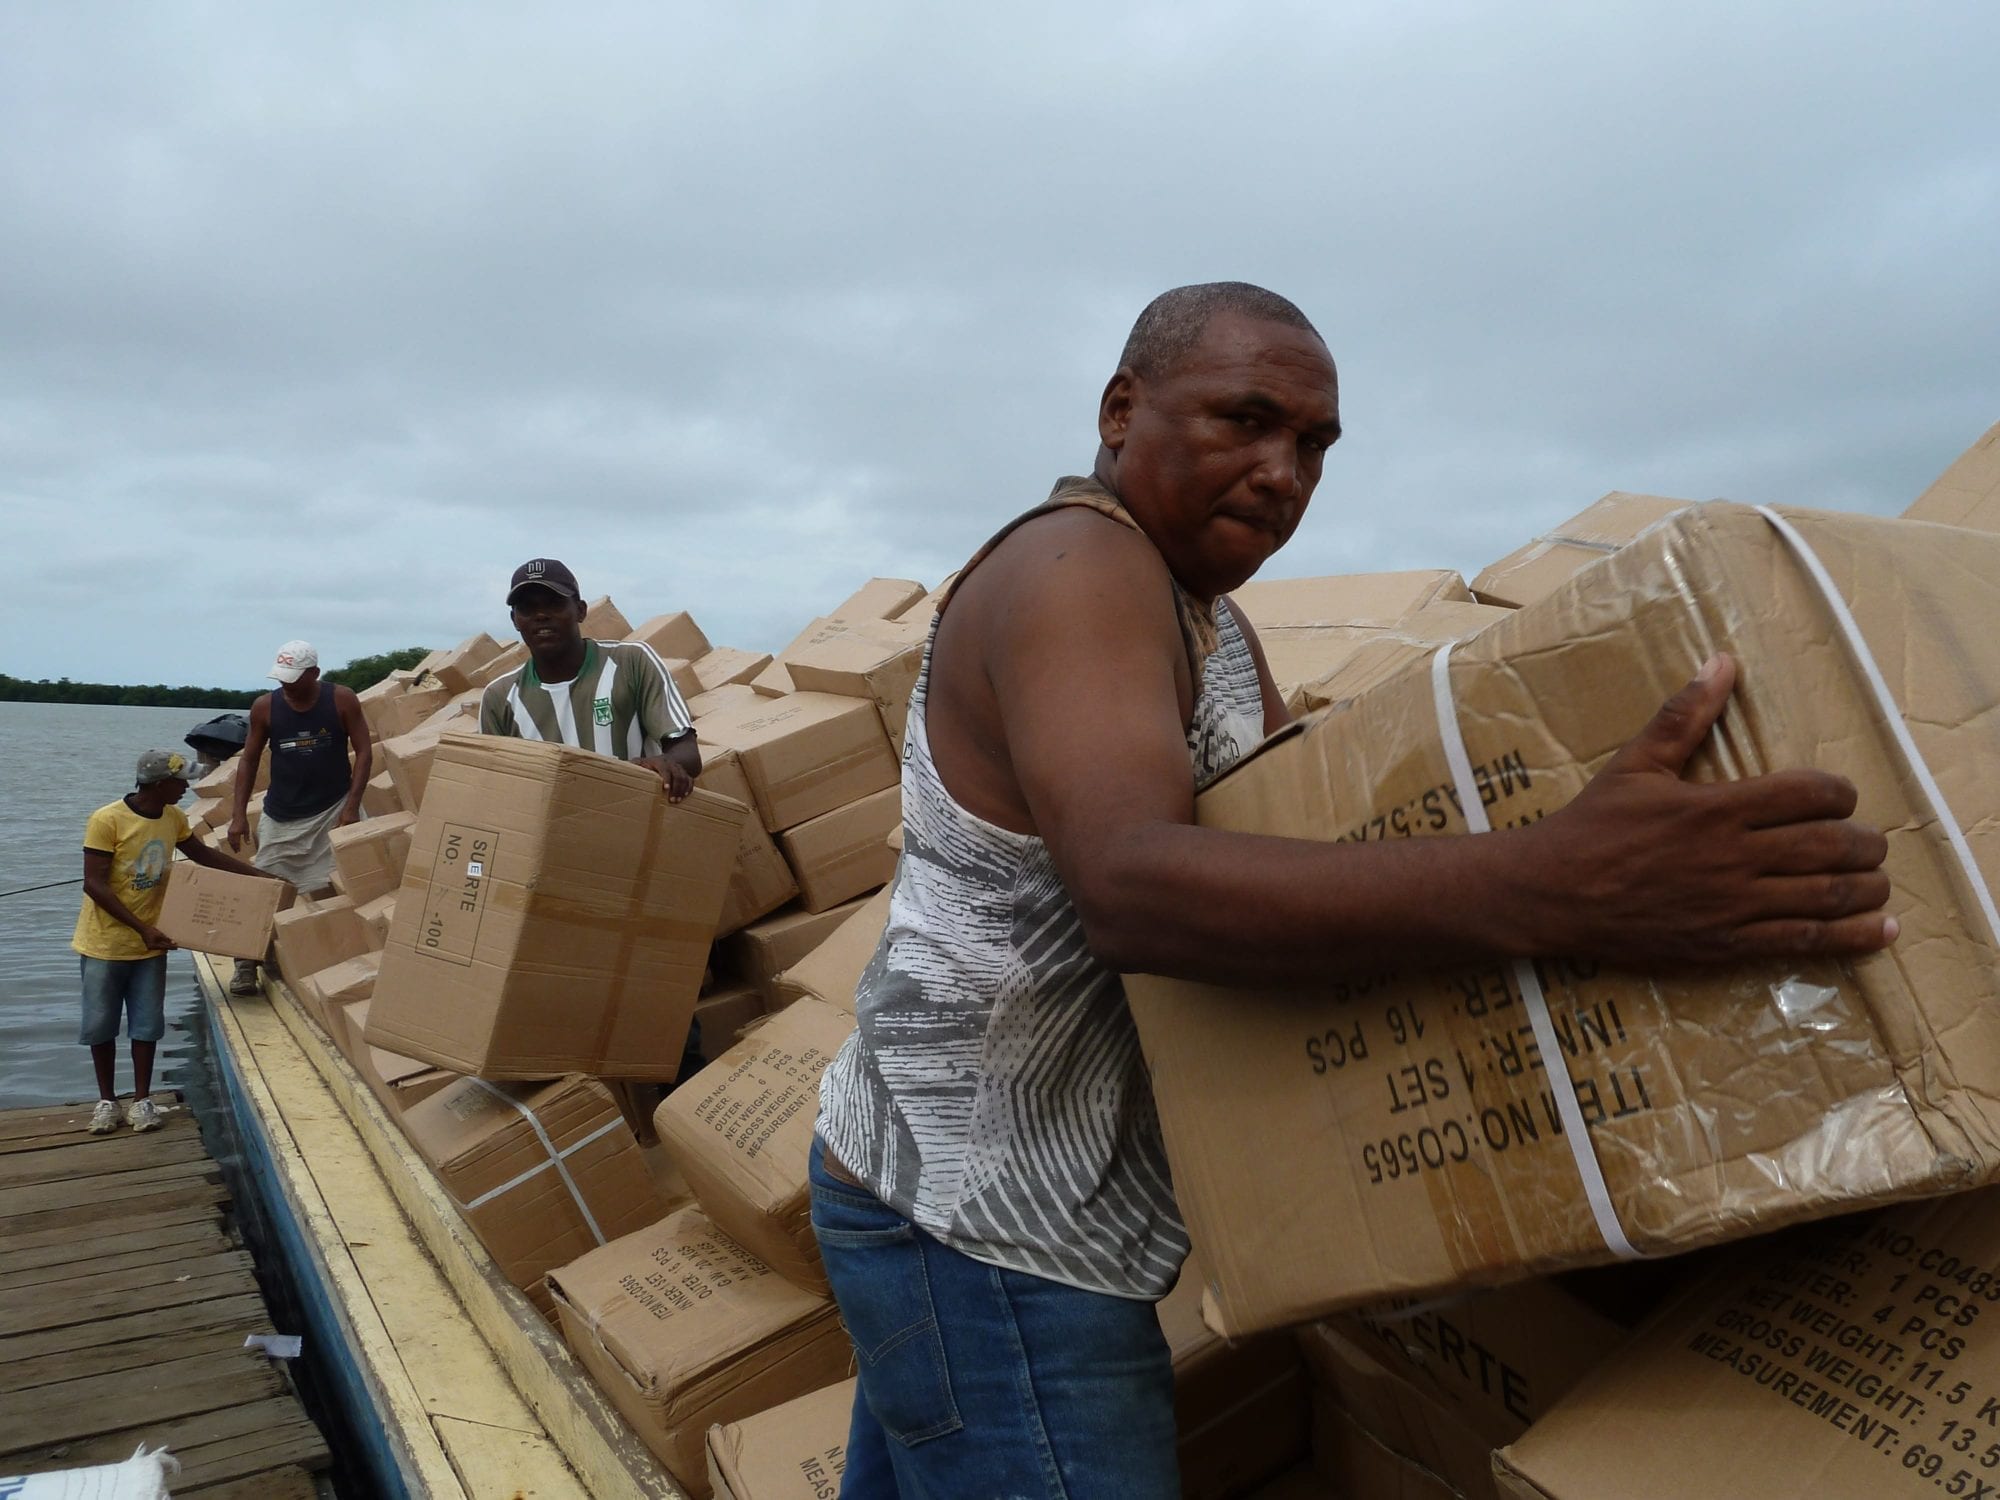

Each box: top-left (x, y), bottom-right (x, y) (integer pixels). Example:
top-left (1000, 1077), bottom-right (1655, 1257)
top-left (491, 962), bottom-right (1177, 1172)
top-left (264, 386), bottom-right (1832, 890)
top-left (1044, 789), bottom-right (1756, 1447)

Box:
top-left (335, 686), bottom-right (372, 824)
top-left (228, 696), bottom-right (269, 851)
top-left (980, 521), bottom-right (1892, 987)
top-left (178, 837), bottom-right (282, 883)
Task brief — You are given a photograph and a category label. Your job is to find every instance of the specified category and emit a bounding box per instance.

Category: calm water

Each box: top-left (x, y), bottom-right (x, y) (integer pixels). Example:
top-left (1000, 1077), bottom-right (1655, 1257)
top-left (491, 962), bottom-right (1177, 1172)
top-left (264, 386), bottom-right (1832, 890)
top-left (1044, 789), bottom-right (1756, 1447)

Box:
top-left (0, 700), bottom-right (240, 1106)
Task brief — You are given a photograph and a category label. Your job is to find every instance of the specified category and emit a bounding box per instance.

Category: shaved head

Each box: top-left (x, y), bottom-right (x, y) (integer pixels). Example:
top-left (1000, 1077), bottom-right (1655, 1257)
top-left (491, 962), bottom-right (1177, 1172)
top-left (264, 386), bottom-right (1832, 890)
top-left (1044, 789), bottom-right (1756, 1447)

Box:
top-left (1117, 282), bottom-right (1322, 379)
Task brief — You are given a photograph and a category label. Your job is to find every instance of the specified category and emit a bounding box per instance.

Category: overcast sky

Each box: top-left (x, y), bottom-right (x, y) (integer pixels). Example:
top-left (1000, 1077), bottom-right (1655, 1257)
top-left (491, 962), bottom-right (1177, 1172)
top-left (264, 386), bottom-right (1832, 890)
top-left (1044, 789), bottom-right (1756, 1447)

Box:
top-left (5, 2), bottom-right (1995, 688)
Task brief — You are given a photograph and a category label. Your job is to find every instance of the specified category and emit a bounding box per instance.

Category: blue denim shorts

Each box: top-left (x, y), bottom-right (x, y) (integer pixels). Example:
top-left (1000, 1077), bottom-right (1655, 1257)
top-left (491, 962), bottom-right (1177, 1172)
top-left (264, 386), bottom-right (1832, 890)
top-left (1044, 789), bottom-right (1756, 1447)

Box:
top-left (79, 954), bottom-right (168, 1045)
top-left (809, 1136), bottom-right (1178, 1499)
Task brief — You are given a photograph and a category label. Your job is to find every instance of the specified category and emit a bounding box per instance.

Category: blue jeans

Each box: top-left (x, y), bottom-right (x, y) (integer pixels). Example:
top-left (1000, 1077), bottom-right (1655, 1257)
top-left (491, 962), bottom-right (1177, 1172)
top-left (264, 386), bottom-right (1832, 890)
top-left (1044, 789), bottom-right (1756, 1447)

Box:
top-left (808, 1137), bottom-right (1177, 1499)
top-left (79, 954), bottom-right (167, 1045)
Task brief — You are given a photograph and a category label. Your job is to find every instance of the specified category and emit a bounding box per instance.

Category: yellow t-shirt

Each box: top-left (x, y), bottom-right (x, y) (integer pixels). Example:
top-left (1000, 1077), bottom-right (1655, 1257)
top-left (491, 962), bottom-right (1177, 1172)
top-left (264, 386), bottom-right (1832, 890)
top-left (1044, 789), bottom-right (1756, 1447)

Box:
top-left (72, 798), bottom-right (191, 960)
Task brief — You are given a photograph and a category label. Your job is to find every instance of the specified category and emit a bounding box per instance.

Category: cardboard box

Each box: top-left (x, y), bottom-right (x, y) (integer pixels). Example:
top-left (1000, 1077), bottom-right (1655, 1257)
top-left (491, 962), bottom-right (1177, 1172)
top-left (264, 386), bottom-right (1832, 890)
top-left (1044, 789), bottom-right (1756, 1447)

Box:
top-left (1904, 418), bottom-right (2000, 530)
top-left (653, 998), bottom-right (855, 1294)
top-left (896, 574), bottom-right (955, 620)
top-left (698, 692), bottom-right (899, 833)
top-left (772, 888), bottom-right (890, 1013)
top-left (694, 648), bottom-right (775, 695)
top-left (1494, 1192), bottom-right (2000, 1499)
top-left (583, 595), bottom-right (634, 642)
top-left (688, 682), bottom-right (765, 721)
top-left (721, 899), bottom-right (871, 1009)
top-left (660, 656), bottom-right (703, 702)
top-left (370, 682), bottom-right (454, 742)
top-left (402, 1074), bottom-right (664, 1318)
top-left (271, 894), bottom-right (367, 992)
top-left (357, 892), bottom-right (395, 952)
top-left (747, 659), bottom-right (793, 698)
top-left (420, 632), bottom-right (506, 694)
top-left (1231, 568), bottom-right (1472, 628)
top-left (1160, 1255), bottom-right (1310, 1499)
top-left (1470, 492), bottom-right (1693, 609)
top-left (415, 687), bottom-right (483, 737)
top-left (377, 723), bottom-right (446, 813)
top-left (313, 952), bottom-right (380, 1022)
top-left (1128, 504), bottom-right (2000, 1333)
top-left (695, 750), bottom-right (798, 938)
top-left (828, 577), bottom-right (926, 623)
top-left (156, 863), bottom-right (285, 961)
top-left (328, 811), bottom-right (417, 906)
top-left (693, 985), bottom-right (767, 1064)
top-left (185, 797), bottom-right (222, 836)
top-left (627, 611), bottom-right (712, 664)
top-left (1312, 1399), bottom-right (1456, 1500)
top-left (192, 750), bottom-right (268, 805)
top-left (782, 617), bottom-right (928, 752)
top-left (345, 1002), bottom-right (455, 1118)
top-left (1286, 600), bottom-right (1514, 718)
top-left (705, 1377), bottom-right (853, 1500)
top-left (548, 1205), bottom-right (853, 1495)
top-left (360, 771), bottom-right (403, 818)
top-left (777, 788), bottom-right (900, 914)
top-left (365, 735), bottom-right (746, 1080)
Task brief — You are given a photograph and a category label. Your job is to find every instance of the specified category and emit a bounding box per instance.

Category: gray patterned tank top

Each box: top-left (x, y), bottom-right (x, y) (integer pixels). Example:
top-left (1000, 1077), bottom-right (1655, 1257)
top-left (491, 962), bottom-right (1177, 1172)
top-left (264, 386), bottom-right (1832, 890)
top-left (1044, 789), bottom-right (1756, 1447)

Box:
top-left (816, 479), bottom-right (1268, 1298)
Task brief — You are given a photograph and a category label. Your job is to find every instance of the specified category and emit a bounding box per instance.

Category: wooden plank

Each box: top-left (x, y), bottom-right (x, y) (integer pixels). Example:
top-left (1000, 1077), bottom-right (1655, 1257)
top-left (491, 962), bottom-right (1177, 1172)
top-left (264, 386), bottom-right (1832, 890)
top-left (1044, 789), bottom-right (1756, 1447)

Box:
top-left (180, 1467), bottom-right (321, 1500)
top-left (0, 1101), bottom-right (196, 1150)
top-left (0, 1181), bottom-right (230, 1243)
top-left (201, 959), bottom-right (473, 1500)
top-left (0, 1129), bottom-right (209, 1186)
top-left (0, 1245), bottom-right (251, 1307)
top-left (0, 1292), bottom-right (269, 1365)
top-left (0, 1345), bottom-right (283, 1452)
top-left (0, 1395), bottom-right (313, 1484)
top-left (0, 1314), bottom-right (271, 1394)
top-left (0, 1198), bottom-right (224, 1253)
top-left (252, 960), bottom-right (681, 1499)
top-left (0, 1156), bottom-right (219, 1218)
top-left (0, 1217), bottom-right (231, 1279)
top-left (437, 1414), bottom-right (590, 1497)
top-left (166, 1411), bottom-right (330, 1489)
top-left (0, 1268), bottom-right (252, 1338)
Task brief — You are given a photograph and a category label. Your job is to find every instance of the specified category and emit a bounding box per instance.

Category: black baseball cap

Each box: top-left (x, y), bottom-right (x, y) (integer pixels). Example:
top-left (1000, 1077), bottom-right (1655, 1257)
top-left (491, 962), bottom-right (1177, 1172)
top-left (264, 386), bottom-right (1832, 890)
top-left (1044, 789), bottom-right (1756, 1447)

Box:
top-left (507, 558), bottom-right (580, 605)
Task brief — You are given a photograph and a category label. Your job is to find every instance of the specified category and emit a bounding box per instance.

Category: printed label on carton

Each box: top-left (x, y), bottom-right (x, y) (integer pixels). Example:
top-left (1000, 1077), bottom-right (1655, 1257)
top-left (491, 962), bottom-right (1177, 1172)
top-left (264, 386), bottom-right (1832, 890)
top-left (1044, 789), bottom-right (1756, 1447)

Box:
top-left (417, 822), bottom-right (497, 967)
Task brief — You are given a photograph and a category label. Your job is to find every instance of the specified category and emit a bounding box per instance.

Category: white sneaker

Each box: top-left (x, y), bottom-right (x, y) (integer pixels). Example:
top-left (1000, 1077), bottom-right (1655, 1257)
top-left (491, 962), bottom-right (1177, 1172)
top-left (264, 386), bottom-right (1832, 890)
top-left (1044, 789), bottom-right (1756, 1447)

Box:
top-left (87, 1099), bottom-right (120, 1134)
top-left (126, 1098), bottom-right (163, 1133)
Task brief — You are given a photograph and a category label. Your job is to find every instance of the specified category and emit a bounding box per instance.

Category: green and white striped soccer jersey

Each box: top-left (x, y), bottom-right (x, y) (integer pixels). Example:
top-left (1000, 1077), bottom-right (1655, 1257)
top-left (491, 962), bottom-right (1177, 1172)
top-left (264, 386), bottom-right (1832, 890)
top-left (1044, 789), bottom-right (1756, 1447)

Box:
top-left (478, 639), bottom-right (693, 759)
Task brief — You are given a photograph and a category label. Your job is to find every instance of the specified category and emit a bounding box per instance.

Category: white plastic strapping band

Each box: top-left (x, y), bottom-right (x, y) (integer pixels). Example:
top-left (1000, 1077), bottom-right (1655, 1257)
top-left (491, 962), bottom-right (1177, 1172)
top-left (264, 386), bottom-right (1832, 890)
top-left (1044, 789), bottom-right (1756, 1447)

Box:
top-left (1429, 642), bottom-right (1642, 1260)
top-left (466, 1080), bottom-right (611, 1245)
top-left (1754, 506), bottom-right (2000, 950)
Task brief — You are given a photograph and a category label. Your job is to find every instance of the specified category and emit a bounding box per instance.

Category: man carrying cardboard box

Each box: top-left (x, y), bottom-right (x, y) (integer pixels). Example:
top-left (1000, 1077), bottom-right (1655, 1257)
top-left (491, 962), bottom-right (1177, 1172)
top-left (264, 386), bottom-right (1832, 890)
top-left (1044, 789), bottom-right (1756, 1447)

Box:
top-left (480, 557), bottom-right (701, 796)
top-left (811, 281), bottom-right (1897, 1497)
top-left (227, 640), bottom-right (373, 995)
top-left (74, 749), bottom-right (284, 1133)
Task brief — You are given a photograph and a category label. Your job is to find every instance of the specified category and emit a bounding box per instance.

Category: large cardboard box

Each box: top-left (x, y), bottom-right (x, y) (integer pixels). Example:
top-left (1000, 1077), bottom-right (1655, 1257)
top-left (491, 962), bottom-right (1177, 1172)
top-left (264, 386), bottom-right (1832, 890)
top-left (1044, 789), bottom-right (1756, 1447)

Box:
top-left (688, 683), bottom-right (764, 722)
top-left (1494, 1192), bottom-right (2000, 1499)
top-left (377, 723), bottom-right (446, 813)
top-left (1231, 568), bottom-right (1472, 628)
top-left (699, 693), bottom-right (899, 833)
top-left (828, 577), bottom-right (926, 623)
top-left (344, 1001), bottom-right (454, 1118)
top-left (360, 771), bottom-right (403, 818)
top-left (312, 951), bottom-right (380, 1021)
top-left (156, 863), bottom-right (284, 961)
top-left (772, 887), bottom-right (891, 1013)
top-left (402, 1075), bottom-right (663, 1318)
top-left (1470, 491), bottom-right (1693, 609)
top-left (357, 892), bottom-right (396, 952)
top-left (696, 750), bottom-right (798, 938)
top-left (583, 596), bottom-right (634, 641)
top-left (1159, 1256), bottom-right (1310, 1499)
top-left (777, 788), bottom-right (900, 914)
top-left (693, 648), bottom-right (775, 694)
top-left (271, 894), bottom-right (367, 991)
top-left (1311, 1400), bottom-right (1456, 1500)
top-left (192, 749), bottom-right (268, 805)
top-left (421, 632), bottom-right (505, 694)
top-left (721, 899), bottom-right (871, 1009)
top-left (705, 1377), bottom-right (853, 1500)
top-left (328, 811), bottom-right (417, 906)
top-left (1905, 418), bottom-right (2000, 531)
top-left (782, 617), bottom-right (928, 752)
top-left (364, 735), bottom-right (745, 1080)
top-left (1128, 504), bottom-right (2000, 1333)
top-left (1285, 600), bottom-right (1514, 718)
top-left (628, 611), bottom-right (711, 664)
top-left (693, 985), bottom-right (767, 1064)
top-left (370, 682), bottom-right (454, 742)
top-left (653, 998), bottom-right (855, 1295)
top-left (415, 687), bottom-right (483, 737)
top-left (548, 1206), bottom-right (853, 1496)
top-left (747, 659), bottom-right (792, 698)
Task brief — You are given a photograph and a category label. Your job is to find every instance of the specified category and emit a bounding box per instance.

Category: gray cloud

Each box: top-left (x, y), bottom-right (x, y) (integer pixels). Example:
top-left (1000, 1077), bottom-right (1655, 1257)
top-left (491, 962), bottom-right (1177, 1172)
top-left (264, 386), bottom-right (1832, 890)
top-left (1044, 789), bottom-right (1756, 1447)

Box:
top-left (4, 1), bottom-right (1995, 685)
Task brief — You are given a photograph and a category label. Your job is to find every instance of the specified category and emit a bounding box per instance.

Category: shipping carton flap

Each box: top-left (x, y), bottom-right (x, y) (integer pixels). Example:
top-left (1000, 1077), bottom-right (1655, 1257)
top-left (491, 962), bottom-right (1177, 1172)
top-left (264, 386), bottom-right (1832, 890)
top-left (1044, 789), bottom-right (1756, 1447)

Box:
top-left (1903, 419), bottom-right (2000, 528)
top-left (774, 887), bottom-right (892, 1011)
top-left (705, 1377), bottom-right (854, 1500)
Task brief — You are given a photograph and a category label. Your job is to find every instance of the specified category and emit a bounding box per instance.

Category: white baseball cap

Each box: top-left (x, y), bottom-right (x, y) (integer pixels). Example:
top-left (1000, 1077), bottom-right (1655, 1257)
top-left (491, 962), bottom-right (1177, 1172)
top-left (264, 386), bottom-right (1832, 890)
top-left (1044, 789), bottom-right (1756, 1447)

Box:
top-left (268, 640), bottom-right (319, 683)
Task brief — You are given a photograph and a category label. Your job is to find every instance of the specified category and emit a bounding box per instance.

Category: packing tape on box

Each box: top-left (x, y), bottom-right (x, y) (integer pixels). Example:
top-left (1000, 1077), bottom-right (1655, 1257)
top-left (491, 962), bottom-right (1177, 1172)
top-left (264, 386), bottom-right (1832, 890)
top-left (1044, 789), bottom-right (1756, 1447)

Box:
top-left (462, 1081), bottom-right (617, 1244)
top-left (1429, 641), bottom-right (1641, 1261)
top-left (1754, 506), bottom-right (2000, 948)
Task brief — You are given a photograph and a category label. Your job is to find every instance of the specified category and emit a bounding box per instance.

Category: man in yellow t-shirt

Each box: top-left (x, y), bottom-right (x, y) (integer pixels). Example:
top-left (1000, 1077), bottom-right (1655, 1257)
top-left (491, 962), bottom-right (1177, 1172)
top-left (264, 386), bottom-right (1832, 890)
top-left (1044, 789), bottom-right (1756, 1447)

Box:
top-left (74, 748), bottom-right (281, 1134)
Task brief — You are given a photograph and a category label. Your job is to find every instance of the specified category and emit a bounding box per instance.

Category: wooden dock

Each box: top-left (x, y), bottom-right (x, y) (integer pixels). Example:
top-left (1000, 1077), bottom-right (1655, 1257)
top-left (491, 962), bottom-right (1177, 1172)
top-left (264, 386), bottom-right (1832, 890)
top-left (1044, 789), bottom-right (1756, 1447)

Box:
top-left (0, 1095), bottom-right (330, 1497)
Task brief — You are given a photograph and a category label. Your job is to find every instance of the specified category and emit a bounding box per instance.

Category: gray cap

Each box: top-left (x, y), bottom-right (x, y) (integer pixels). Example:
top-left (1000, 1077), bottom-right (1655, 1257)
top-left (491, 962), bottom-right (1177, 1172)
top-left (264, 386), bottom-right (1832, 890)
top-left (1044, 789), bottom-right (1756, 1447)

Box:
top-left (136, 748), bottom-right (196, 786)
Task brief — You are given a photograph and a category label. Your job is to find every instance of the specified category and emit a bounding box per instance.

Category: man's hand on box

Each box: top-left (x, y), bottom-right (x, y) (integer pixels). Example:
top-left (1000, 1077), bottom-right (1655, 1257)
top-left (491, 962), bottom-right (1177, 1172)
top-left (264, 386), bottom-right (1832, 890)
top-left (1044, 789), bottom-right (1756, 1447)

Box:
top-left (1532, 653), bottom-right (1896, 965)
top-left (639, 755), bottom-right (693, 803)
top-left (141, 924), bottom-right (175, 952)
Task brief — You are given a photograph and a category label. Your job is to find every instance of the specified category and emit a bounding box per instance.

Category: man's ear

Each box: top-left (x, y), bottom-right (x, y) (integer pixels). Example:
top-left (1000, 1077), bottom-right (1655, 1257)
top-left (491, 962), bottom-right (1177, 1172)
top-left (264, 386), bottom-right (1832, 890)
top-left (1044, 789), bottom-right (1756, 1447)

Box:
top-left (1098, 367), bottom-right (1138, 452)
top-left (575, 599), bottom-right (589, 627)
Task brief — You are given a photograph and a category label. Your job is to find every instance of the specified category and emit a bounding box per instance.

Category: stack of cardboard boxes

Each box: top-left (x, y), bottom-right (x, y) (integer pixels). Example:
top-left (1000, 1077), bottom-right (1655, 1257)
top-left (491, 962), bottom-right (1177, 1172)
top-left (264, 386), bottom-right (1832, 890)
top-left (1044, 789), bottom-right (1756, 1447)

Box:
top-left (174, 416), bottom-right (2000, 1498)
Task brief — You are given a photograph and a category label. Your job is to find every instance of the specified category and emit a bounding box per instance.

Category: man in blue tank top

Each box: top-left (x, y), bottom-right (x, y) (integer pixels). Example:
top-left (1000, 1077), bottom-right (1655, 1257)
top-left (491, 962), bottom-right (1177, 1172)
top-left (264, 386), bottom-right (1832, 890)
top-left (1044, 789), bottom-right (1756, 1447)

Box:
top-left (811, 283), bottom-right (1898, 1498)
top-left (226, 640), bottom-right (372, 994)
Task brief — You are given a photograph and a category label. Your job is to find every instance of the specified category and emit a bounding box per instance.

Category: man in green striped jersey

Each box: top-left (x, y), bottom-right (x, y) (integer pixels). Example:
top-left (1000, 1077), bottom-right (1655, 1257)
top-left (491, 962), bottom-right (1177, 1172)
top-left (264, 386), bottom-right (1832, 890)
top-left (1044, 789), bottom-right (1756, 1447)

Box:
top-left (479, 558), bottom-right (702, 799)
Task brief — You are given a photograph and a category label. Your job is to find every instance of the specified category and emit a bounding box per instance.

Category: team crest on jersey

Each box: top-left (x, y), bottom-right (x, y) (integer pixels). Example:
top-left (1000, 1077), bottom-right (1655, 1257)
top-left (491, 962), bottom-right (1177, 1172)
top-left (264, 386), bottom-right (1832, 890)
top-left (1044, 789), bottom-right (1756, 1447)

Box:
top-left (593, 697), bottom-right (613, 726)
